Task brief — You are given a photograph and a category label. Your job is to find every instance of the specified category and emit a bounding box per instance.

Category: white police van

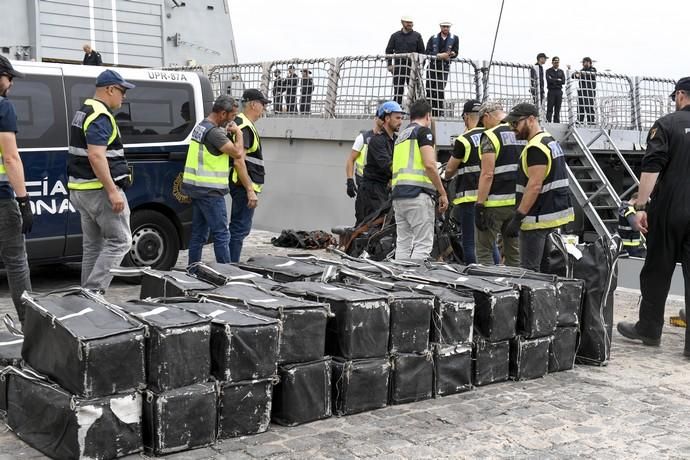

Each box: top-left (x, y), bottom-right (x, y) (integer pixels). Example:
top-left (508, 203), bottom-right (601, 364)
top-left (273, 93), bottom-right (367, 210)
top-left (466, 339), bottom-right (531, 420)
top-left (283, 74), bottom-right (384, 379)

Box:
top-left (9, 61), bottom-right (215, 270)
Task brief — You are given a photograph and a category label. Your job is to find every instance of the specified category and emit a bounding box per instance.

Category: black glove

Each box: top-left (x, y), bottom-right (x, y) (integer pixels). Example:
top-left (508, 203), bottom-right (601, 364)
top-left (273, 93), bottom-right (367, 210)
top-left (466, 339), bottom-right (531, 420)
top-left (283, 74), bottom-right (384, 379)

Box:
top-left (346, 178), bottom-right (357, 198)
top-left (16, 195), bottom-right (33, 234)
top-left (504, 211), bottom-right (525, 238)
top-left (475, 203), bottom-right (490, 231)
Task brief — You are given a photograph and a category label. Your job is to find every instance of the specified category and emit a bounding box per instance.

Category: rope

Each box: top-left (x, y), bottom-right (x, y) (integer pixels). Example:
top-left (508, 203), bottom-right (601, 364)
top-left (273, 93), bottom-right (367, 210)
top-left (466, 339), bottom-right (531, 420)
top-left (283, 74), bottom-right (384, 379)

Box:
top-left (484, 0), bottom-right (507, 100)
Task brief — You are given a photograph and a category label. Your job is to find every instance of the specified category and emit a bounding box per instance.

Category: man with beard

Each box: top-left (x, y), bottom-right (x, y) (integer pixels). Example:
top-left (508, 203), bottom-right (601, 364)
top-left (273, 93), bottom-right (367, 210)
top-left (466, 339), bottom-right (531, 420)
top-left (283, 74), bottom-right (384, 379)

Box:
top-left (502, 102), bottom-right (574, 271)
top-left (386, 16), bottom-right (425, 105)
top-left (0, 56), bottom-right (33, 323)
top-left (345, 115), bottom-right (383, 226)
top-left (617, 77), bottom-right (690, 357)
top-left (573, 57), bottom-right (597, 125)
top-left (356, 101), bottom-right (404, 222)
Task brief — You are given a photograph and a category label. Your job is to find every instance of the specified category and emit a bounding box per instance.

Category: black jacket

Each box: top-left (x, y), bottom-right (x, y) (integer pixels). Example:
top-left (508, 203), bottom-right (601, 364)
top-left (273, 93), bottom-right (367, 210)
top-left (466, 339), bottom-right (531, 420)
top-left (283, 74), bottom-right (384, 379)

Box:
top-left (363, 132), bottom-right (396, 184)
top-left (83, 51), bottom-right (102, 66)
top-left (545, 67), bottom-right (565, 91)
top-left (386, 30), bottom-right (425, 66)
top-left (576, 67), bottom-right (597, 91)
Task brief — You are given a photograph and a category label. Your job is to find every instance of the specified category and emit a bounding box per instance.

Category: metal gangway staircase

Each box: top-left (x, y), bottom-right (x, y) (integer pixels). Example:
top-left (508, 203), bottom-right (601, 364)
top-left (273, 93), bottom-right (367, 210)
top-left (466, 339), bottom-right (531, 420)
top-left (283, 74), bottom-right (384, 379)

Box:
top-left (561, 127), bottom-right (640, 241)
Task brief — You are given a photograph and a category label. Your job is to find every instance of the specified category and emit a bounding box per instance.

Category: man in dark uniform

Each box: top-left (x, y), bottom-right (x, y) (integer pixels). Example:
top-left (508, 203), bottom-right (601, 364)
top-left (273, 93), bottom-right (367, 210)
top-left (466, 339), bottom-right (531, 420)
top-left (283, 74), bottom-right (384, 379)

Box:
top-left (530, 53), bottom-right (548, 108)
top-left (545, 57), bottom-right (565, 123)
top-left (82, 44), bottom-right (103, 66)
top-left (617, 77), bottom-right (690, 357)
top-left (573, 57), bottom-right (597, 125)
top-left (385, 16), bottom-right (425, 105)
top-left (300, 68), bottom-right (314, 114)
top-left (0, 56), bottom-right (33, 322)
top-left (271, 69), bottom-right (285, 113)
top-left (284, 66), bottom-right (299, 114)
top-left (356, 101), bottom-right (404, 222)
top-left (424, 21), bottom-right (459, 117)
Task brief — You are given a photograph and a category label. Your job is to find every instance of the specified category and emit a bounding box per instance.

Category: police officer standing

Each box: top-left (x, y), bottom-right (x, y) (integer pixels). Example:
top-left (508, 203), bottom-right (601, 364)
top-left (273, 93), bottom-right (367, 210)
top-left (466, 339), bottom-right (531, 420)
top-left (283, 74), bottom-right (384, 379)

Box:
top-left (475, 101), bottom-right (526, 266)
top-left (385, 16), bottom-right (425, 105)
top-left (345, 115), bottom-right (383, 226)
top-left (183, 95), bottom-right (244, 266)
top-left (356, 101), bottom-right (405, 222)
top-left (425, 21), bottom-right (458, 117)
top-left (617, 77), bottom-right (690, 357)
top-left (68, 70), bottom-right (135, 293)
top-left (391, 99), bottom-right (448, 260)
top-left (228, 89), bottom-right (268, 262)
top-left (0, 56), bottom-right (33, 322)
top-left (502, 103), bottom-right (574, 271)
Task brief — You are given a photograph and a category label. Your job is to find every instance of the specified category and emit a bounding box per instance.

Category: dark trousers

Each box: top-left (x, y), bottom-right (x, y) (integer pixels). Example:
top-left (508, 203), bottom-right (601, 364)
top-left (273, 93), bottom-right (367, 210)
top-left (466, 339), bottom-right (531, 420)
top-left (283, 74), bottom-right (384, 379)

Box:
top-left (355, 180), bottom-right (390, 224)
top-left (452, 202), bottom-right (499, 264)
top-left (285, 90), bottom-right (297, 113)
top-left (273, 94), bottom-right (283, 113)
top-left (0, 200), bottom-right (31, 322)
top-left (189, 195), bottom-right (230, 265)
top-left (354, 174), bottom-right (364, 226)
top-left (546, 89), bottom-right (563, 123)
top-left (425, 67), bottom-right (449, 117)
top-left (637, 203), bottom-right (690, 350)
top-left (519, 228), bottom-right (554, 272)
top-left (228, 186), bottom-right (256, 263)
top-left (393, 64), bottom-right (412, 105)
top-left (300, 95), bottom-right (312, 114)
top-left (577, 91), bottom-right (596, 124)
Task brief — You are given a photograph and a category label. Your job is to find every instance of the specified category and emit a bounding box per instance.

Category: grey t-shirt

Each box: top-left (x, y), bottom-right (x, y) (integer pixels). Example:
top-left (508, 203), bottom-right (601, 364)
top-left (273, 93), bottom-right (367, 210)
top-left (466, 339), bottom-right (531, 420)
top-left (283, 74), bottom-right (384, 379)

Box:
top-left (204, 124), bottom-right (231, 155)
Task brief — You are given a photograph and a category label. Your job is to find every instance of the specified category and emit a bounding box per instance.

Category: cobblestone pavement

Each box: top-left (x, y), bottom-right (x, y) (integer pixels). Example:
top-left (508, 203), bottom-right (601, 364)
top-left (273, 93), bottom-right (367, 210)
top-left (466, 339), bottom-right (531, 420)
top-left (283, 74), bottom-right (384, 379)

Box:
top-left (0, 230), bottom-right (688, 459)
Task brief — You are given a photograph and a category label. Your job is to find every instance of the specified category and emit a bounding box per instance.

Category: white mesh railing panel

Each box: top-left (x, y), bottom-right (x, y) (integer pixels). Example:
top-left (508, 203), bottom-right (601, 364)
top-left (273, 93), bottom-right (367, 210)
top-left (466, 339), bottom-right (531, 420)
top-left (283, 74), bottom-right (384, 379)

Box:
top-left (566, 72), bottom-right (634, 129)
top-left (482, 61), bottom-right (538, 116)
top-left (421, 57), bottom-right (481, 119)
top-left (636, 77), bottom-right (676, 132)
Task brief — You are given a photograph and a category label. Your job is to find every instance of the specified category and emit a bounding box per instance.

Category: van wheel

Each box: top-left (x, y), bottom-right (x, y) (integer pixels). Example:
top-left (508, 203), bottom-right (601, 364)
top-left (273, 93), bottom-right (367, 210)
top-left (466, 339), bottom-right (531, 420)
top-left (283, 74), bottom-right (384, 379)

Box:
top-left (124, 210), bottom-right (179, 271)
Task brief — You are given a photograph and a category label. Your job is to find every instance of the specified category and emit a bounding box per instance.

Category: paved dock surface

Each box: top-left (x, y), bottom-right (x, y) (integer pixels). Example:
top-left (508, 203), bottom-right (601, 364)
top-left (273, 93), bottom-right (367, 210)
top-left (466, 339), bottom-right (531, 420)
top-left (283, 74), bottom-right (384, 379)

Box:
top-left (0, 230), bottom-right (688, 459)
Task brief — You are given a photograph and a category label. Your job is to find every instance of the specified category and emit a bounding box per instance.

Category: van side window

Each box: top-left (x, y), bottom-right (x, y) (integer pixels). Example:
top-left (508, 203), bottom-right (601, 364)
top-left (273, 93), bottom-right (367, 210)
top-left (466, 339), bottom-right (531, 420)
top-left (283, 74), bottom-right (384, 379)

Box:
top-left (11, 75), bottom-right (68, 149)
top-left (65, 78), bottom-right (195, 144)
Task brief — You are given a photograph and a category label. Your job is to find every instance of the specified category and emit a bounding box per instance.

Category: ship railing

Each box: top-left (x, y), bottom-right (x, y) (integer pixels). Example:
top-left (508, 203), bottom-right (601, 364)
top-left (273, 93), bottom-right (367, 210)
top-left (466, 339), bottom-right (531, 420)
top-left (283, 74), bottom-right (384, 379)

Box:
top-left (634, 76), bottom-right (676, 132)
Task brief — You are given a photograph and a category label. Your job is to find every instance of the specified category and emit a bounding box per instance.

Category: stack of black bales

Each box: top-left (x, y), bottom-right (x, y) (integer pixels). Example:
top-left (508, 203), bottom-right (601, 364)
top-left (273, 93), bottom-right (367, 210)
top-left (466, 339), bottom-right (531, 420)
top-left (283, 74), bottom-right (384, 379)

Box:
top-left (464, 264), bottom-right (583, 374)
top-left (163, 297), bottom-right (281, 440)
top-left (277, 281), bottom-right (396, 413)
top-left (114, 299), bottom-right (217, 455)
top-left (8, 290), bottom-right (146, 459)
top-left (189, 261), bottom-right (281, 289)
top-left (203, 280), bottom-right (331, 426)
top-left (402, 266), bottom-right (519, 387)
top-left (138, 268), bottom-right (215, 299)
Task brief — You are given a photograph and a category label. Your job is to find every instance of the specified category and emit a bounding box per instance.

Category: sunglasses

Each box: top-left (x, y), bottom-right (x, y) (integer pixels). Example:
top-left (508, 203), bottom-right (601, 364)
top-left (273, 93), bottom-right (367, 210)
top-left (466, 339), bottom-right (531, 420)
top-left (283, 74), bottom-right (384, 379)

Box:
top-left (111, 85), bottom-right (127, 95)
top-left (509, 116), bottom-right (529, 128)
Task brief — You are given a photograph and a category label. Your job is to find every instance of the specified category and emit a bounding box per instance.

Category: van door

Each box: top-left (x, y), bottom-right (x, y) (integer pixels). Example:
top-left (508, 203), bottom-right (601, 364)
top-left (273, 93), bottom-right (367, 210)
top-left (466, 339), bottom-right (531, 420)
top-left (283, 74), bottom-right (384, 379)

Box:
top-left (12, 65), bottom-right (71, 263)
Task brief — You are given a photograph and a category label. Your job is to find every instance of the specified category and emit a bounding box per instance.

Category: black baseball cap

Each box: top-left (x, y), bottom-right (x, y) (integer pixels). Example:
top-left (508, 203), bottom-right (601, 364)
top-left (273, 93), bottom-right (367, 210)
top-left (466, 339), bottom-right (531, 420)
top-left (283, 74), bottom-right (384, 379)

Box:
top-left (536, 53), bottom-right (548, 60)
top-left (242, 88), bottom-right (270, 104)
top-left (502, 102), bottom-right (539, 123)
top-left (670, 77), bottom-right (690, 99)
top-left (0, 55), bottom-right (24, 79)
top-left (462, 99), bottom-right (481, 115)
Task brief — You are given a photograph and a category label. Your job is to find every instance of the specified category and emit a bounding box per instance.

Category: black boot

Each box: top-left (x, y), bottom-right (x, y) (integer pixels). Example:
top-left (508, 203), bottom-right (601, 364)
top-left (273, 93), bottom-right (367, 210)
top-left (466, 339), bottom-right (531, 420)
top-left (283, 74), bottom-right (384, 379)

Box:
top-left (616, 322), bottom-right (661, 346)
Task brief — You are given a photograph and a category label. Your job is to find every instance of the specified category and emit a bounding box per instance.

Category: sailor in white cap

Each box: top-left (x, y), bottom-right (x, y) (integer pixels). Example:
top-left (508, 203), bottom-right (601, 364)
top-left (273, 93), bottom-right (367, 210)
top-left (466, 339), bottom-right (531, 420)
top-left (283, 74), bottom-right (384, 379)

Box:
top-left (425, 20), bottom-right (458, 116)
top-left (385, 16), bottom-right (425, 104)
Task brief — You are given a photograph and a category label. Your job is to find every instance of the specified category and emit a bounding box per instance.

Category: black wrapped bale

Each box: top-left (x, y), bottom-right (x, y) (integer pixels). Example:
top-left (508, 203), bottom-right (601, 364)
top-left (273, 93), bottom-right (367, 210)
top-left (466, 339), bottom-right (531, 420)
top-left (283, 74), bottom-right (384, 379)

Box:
top-left (0, 331), bottom-right (23, 367)
top-left (21, 291), bottom-right (146, 398)
top-left (496, 277), bottom-right (558, 339)
top-left (217, 378), bottom-right (273, 439)
top-left (542, 233), bottom-right (620, 365)
top-left (240, 255), bottom-right (325, 282)
top-left (346, 283), bottom-right (433, 353)
top-left (189, 262), bottom-right (280, 289)
top-left (556, 279), bottom-right (584, 326)
top-left (6, 367), bottom-right (142, 460)
top-left (143, 382), bottom-right (216, 455)
top-left (408, 284), bottom-right (474, 344)
top-left (115, 301), bottom-right (211, 392)
top-left (332, 357), bottom-right (390, 415)
top-left (549, 326), bottom-right (579, 372)
top-left (139, 270), bottom-right (214, 299)
top-left (472, 335), bottom-right (510, 386)
top-left (166, 299), bottom-right (280, 381)
top-left (205, 282), bottom-right (328, 364)
top-left (272, 357), bottom-right (332, 426)
top-left (509, 335), bottom-right (552, 381)
top-left (279, 282), bottom-right (390, 360)
top-left (432, 343), bottom-right (472, 397)
top-left (389, 352), bottom-right (433, 405)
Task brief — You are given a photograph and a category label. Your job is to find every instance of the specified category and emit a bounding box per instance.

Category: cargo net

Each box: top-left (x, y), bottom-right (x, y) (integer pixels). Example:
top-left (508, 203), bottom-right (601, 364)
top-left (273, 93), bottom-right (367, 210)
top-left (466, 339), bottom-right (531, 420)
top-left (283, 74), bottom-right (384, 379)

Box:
top-left (208, 63), bottom-right (263, 103)
top-left (636, 77), bottom-right (675, 132)
top-left (567, 72), bottom-right (634, 129)
top-left (482, 62), bottom-right (538, 116)
top-left (267, 60), bottom-right (334, 117)
top-left (421, 57), bottom-right (481, 118)
top-left (334, 55), bottom-right (413, 118)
